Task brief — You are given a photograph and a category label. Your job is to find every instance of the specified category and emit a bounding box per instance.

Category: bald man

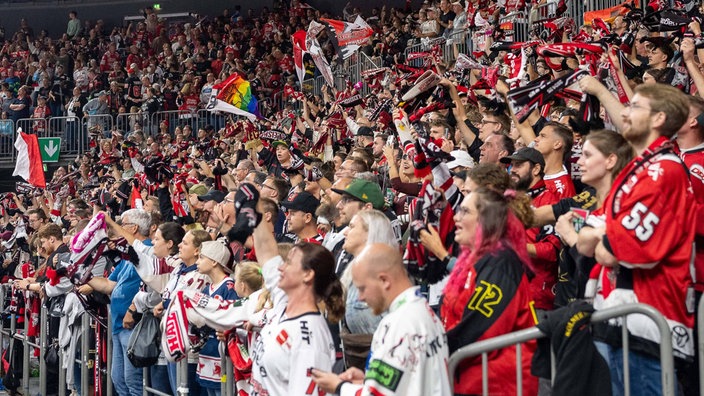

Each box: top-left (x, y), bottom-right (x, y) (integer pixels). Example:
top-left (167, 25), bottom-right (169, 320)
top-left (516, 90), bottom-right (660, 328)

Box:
top-left (312, 244), bottom-right (451, 396)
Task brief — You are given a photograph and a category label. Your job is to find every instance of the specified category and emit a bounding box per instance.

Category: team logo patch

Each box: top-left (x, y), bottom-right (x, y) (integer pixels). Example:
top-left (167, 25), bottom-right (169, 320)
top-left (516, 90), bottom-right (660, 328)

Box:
top-left (690, 164), bottom-right (704, 183)
top-left (366, 359), bottom-right (404, 391)
top-left (276, 329), bottom-right (289, 346)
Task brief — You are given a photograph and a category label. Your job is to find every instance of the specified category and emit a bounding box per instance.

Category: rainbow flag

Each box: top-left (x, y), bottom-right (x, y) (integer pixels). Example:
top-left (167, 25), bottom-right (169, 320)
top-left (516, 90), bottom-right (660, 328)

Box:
top-left (206, 73), bottom-right (261, 121)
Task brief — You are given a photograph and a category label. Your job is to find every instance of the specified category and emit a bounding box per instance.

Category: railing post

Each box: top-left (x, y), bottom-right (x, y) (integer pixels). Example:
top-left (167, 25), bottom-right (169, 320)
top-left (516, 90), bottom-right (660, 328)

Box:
top-left (22, 303), bottom-right (30, 396)
top-left (225, 354), bottom-right (234, 396)
top-left (59, 329), bottom-right (66, 396)
top-left (39, 303), bottom-right (48, 396)
top-left (220, 352), bottom-right (227, 396)
top-left (106, 305), bottom-right (113, 396)
top-left (80, 314), bottom-right (90, 396)
top-left (177, 359), bottom-right (189, 396)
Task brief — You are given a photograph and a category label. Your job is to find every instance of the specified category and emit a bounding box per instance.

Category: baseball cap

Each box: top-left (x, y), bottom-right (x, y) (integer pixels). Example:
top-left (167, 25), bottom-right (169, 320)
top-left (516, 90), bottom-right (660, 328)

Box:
top-left (271, 140), bottom-right (289, 149)
top-left (199, 241), bottom-right (233, 273)
top-left (281, 191), bottom-right (320, 214)
top-left (356, 126), bottom-right (374, 137)
top-left (500, 147), bottom-right (545, 169)
top-left (197, 190), bottom-right (226, 203)
top-left (447, 150), bottom-right (474, 170)
top-left (189, 184), bottom-right (208, 196)
top-left (331, 179), bottom-right (384, 210)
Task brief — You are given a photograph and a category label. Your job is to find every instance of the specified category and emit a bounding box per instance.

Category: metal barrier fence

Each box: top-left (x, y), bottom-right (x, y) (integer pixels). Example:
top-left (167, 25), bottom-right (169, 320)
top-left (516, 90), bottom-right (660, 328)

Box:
top-left (570, 0), bottom-right (586, 27)
top-left (0, 282), bottom-right (242, 396)
top-left (448, 303), bottom-right (677, 396)
top-left (444, 29), bottom-right (473, 65)
top-left (115, 112), bottom-right (142, 137)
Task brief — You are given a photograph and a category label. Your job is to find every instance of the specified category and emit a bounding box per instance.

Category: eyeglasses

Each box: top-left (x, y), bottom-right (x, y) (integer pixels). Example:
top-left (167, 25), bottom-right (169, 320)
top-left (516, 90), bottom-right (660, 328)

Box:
top-left (627, 103), bottom-right (656, 113)
top-left (121, 222), bottom-right (136, 227)
top-left (480, 120), bottom-right (499, 126)
top-left (455, 206), bottom-right (472, 218)
top-left (261, 184), bottom-right (274, 191)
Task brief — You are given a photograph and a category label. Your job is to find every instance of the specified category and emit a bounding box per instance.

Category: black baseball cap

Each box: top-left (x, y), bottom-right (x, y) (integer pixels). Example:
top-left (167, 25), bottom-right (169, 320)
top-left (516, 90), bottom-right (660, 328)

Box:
top-left (197, 190), bottom-right (226, 203)
top-left (356, 126), bottom-right (374, 137)
top-left (281, 191), bottom-right (320, 214)
top-left (500, 147), bottom-right (545, 169)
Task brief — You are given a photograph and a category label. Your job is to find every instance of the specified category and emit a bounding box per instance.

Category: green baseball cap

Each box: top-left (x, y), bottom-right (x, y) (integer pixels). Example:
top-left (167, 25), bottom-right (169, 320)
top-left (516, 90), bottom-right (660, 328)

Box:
top-left (271, 140), bottom-right (289, 149)
top-left (331, 179), bottom-right (384, 210)
top-left (188, 184), bottom-right (208, 196)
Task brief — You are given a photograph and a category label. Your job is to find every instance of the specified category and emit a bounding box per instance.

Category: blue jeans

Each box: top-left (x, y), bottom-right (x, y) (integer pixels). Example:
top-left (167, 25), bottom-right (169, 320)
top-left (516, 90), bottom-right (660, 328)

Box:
top-left (595, 341), bottom-right (669, 396)
top-left (112, 330), bottom-right (143, 396)
top-left (149, 364), bottom-right (171, 395)
top-left (205, 388), bottom-right (221, 396)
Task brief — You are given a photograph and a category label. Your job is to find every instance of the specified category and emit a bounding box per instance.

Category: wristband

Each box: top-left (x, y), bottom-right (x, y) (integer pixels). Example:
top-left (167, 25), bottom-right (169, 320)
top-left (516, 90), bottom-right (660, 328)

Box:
top-left (334, 381), bottom-right (350, 395)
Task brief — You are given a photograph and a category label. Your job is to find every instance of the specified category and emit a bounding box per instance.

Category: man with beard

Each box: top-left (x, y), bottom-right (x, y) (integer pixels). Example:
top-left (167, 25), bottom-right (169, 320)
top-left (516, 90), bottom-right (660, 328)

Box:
top-left (501, 147), bottom-right (562, 312)
top-left (15, 224), bottom-right (70, 396)
top-left (280, 191), bottom-right (323, 243)
top-left (581, 84), bottom-right (695, 393)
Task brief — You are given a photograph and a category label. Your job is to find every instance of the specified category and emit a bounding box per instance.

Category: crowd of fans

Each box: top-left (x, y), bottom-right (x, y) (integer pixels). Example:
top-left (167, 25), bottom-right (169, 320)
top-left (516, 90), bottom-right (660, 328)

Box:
top-left (0, 0), bottom-right (702, 395)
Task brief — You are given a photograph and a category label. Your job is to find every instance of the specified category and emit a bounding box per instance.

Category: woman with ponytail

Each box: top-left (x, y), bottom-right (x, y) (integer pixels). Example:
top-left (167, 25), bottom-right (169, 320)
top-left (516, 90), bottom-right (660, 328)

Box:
top-left (247, 187), bottom-right (345, 395)
top-left (441, 187), bottom-right (539, 396)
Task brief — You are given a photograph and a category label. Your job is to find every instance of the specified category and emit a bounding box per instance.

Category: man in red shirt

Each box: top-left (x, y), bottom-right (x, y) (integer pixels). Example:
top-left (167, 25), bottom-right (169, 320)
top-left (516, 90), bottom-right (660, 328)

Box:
top-left (502, 147), bottom-right (562, 310)
top-left (586, 83), bottom-right (695, 393)
top-left (532, 121), bottom-right (576, 201)
top-left (100, 43), bottom-right (120, 74)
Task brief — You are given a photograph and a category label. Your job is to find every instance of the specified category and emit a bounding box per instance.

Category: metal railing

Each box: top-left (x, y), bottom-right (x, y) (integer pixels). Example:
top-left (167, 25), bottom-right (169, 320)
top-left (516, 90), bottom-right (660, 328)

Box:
top-left (0, 284), bottom-right (114, 396)
top-left (0, 281), bottom-right (248, 396)
top-left (529, 1), bottom-right (557, 25)
top-left (448, 303), bottom-right (677, 396)
top-left (444, 29), bottom-right (473, 65)
top-left (115, 112), bottom-right (142, 137)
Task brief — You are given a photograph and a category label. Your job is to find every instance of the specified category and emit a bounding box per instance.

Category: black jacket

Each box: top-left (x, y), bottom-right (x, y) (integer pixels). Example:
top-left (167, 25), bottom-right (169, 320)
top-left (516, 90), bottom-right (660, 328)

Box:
top-left (532, 301), bottom-right (611, 396)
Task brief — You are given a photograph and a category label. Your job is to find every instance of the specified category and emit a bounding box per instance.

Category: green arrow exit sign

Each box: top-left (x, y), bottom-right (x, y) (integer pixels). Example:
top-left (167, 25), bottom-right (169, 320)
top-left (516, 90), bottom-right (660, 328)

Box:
top-left (38, 137), bottom-right (61, 162)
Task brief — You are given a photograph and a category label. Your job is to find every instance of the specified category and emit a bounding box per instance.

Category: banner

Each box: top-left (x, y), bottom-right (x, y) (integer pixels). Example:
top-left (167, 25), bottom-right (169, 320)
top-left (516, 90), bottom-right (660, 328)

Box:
top-left (292, 30), bottom-right (308, 88)
top-left (306, 21), bottom-right (335, 88)
top-left (321, 16), bottom-right (374, 60)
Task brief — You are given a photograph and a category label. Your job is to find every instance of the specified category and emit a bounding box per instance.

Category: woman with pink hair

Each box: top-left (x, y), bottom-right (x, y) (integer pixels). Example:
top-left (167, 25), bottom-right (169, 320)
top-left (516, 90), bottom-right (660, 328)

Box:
top-left (441, 187), bottom-right (539, 395)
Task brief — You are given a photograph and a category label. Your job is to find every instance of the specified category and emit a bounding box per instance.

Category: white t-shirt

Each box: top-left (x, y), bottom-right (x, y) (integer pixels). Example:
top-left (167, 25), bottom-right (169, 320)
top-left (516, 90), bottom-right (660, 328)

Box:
top-left (249, 256), bottom-right (335, 396)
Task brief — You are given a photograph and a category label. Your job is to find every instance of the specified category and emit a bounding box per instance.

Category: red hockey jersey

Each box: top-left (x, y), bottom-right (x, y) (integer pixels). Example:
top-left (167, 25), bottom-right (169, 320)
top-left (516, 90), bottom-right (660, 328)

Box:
top-left (603, 137), bottom-right (695, 359)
